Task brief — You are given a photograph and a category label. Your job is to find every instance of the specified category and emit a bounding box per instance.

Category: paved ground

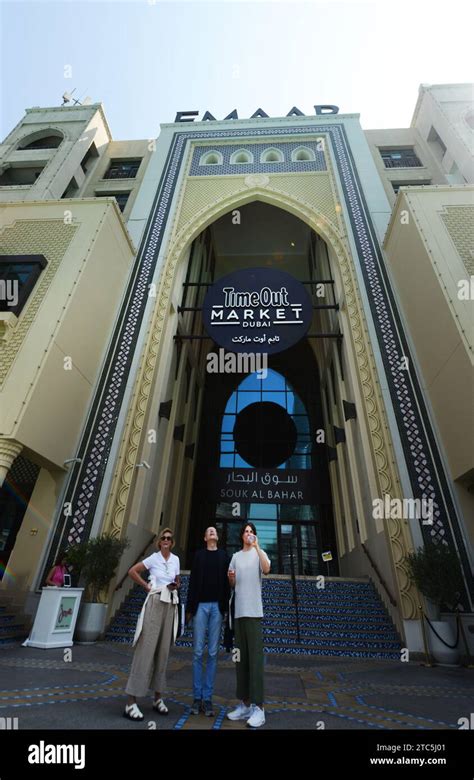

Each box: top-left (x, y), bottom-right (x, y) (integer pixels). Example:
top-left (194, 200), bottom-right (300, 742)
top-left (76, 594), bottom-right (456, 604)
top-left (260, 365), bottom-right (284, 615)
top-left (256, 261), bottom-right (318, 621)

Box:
top-left (0, 641), bottom-right (473, 731)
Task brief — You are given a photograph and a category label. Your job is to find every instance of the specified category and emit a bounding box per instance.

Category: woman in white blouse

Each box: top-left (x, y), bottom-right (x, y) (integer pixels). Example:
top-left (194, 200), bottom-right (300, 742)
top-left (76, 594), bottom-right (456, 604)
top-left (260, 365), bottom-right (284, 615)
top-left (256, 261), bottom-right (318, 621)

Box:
top-left (123, 527), bottom-right (180, 721)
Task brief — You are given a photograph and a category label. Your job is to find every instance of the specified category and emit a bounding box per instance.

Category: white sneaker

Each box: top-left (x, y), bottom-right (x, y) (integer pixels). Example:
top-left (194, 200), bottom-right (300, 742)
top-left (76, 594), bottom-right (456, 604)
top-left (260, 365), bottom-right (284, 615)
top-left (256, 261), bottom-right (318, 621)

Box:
top-left (247, 705), bottom-right (265, 728)
top-left (227, 701), bottom-right (253, 721)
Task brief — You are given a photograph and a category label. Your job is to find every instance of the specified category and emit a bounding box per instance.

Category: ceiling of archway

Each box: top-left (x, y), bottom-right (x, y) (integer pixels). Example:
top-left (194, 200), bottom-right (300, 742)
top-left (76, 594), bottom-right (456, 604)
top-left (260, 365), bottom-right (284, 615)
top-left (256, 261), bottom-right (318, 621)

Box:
top-left (211, 202), bottom-right (311, 279)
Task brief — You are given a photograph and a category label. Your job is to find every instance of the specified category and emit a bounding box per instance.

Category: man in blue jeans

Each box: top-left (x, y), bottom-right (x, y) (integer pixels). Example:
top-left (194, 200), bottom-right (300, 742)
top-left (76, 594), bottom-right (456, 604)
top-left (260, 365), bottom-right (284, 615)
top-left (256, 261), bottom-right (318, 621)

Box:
top-left (185, 527), bottom-right (230, 716)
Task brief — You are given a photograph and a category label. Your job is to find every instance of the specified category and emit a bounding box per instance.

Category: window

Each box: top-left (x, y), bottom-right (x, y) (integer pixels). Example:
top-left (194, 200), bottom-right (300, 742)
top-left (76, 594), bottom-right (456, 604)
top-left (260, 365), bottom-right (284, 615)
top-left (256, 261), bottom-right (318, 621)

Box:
top-left (61, 177), bottom-right (79, 198)
top-left (96, 192), bottom-right (130, 212)
top-left (103, 159), bottom-right (141, 180)
top-left (80, 143), bottom-right (99, 174)
top-left (0, 255), bottom-right (47, 316)
top-left (260, 148), bottom-right (284, 163)
top-left (199, 150), bottom-right (223, 166)
top-left (380, 148), bottom-right (423, 168)
top-left (427, 126), bottom-right (447, 163)
top-left (17, 132), bottom-right (63, 151)
top-left (219, 369), bottom-right (312, 470)
top-left (291, 147), bottom-right (316, 162)
top-left (230, 149), bottom-right (253, 165)
top-left (392, 180), bottom-right (431, 194)
top-left (0, 164), bottom-right (45, 186)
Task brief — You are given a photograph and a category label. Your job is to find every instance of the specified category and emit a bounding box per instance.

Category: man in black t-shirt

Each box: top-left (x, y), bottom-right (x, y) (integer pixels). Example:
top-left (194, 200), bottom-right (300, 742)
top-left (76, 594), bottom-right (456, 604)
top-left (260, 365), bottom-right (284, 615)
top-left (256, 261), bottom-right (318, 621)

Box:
top-left (185, 527), bottom-right (230, 716)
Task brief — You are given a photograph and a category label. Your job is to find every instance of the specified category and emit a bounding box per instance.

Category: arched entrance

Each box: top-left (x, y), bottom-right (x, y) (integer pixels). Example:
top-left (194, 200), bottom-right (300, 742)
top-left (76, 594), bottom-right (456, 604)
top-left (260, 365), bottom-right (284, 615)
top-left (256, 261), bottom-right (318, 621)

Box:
top-left (178, 201), bottom-right (343, 572)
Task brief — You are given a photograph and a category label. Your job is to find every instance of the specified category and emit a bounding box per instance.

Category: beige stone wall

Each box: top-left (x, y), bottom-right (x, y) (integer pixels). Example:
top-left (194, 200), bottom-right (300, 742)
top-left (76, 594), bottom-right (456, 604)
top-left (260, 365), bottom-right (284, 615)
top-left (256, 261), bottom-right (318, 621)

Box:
top-left (384, 186), bottom-right (474, 545)
top-left (365, 128), bottom-right (448, 205)
top-left (0, 105), bottom-right (111, 203)
top-left (82, 139), bottom-right (152, 221)
top-left (0, 200), bottom-right (135, 594)
top-left (411, 84), bottom-right (474, 184)
top-left (0, 201), bottom-right (135, 465)
top-left (0, 105), bottom-right (153, 229)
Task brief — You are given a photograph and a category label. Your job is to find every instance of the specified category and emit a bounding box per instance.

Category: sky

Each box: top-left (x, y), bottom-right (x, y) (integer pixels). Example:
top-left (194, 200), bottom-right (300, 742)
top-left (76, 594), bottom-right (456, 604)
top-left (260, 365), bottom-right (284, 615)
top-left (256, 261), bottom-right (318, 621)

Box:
top-left (0, 0), bottom-right (473, 141)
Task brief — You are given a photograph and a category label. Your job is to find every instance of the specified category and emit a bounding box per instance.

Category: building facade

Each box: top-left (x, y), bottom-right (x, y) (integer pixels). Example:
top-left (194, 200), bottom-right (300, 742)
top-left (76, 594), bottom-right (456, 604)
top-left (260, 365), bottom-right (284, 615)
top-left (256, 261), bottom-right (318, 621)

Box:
top-left (0, 84), bottom-right (472, 655)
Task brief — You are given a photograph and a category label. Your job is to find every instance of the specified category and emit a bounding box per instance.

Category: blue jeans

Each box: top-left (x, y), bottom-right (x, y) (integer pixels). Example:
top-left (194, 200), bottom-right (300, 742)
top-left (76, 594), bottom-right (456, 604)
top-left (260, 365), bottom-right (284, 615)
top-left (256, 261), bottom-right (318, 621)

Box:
top-left (192, 602), bottom-right (223, 701)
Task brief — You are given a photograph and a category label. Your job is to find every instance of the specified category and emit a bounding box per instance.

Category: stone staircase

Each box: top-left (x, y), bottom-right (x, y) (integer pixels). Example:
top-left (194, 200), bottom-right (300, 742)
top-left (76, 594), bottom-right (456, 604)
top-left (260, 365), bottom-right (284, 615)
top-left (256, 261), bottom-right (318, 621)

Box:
top-left (106, 576), bottom-right (401, 660)
top-left (0, 603), bottom-right (28, 645)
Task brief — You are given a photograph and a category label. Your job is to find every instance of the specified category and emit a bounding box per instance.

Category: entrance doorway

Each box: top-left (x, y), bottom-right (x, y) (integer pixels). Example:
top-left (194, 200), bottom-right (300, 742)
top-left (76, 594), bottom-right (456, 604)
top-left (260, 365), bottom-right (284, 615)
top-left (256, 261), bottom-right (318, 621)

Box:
top-left (0, 456), bottom-right (39, 579)
top-left (182, 201), bottom-right (340, 572)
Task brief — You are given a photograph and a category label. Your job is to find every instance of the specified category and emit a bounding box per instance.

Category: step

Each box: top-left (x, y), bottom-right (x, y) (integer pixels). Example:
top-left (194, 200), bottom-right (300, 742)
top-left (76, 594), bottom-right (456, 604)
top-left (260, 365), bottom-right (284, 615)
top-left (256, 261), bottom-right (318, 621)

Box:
top-left (122, 596), bottom-right (388, 612)
top-left (180, 625), bottom-right (400, 642)
top-left (107, 576), bottom-right (400, 660)
top-left (0, 614), bottom-right (17, 624)
top-left (107, 623), bottom-right (400, 649)
top-left (110, 617), bottom-right (396, 638)
top-left (178, 631), bottom-right (400, 650)
top-left (0, 622), bottom-right (25, 634)
top-left (109, 619), bottom-right (399, 642)
top-left (0, 631), bottom-right (27, 644)
top-left (105, 630), bottom-right (400, 659)
top-left (174, 636), bottom-right (400, 658)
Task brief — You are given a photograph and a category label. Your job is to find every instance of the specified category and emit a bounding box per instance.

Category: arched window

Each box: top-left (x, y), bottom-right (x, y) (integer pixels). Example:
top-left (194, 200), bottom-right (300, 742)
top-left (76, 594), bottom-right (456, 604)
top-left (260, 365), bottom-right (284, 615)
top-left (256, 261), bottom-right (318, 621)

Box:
top-left (220, 369), bottom-right (311, 470)
top-left (291, 147), bottom-right (316, 162)
top-left (17, 131), bottom-right (64, 151)
top-left (230, 149), bottom-right (253, 165)
top-left (199, 150), bottom-right (223, 166)
top-left (260, 148), bottom-right (284, 163)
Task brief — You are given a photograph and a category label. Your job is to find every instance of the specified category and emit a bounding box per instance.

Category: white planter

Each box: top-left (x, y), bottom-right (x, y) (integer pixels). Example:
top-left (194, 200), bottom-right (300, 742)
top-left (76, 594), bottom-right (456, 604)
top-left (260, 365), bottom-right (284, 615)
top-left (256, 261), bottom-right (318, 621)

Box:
top-left (427, 620), bottom-right (460, 665)
top-left (74, 602), bottom-right (108, 644)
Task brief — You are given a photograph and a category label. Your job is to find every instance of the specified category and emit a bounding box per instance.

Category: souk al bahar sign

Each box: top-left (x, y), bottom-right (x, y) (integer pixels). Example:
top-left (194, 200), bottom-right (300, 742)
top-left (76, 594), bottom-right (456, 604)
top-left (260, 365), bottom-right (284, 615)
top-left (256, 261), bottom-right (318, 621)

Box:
top-left (202, 268), bottom-right (313, 355)
top-left (216, 468), bottom-right (317, 504)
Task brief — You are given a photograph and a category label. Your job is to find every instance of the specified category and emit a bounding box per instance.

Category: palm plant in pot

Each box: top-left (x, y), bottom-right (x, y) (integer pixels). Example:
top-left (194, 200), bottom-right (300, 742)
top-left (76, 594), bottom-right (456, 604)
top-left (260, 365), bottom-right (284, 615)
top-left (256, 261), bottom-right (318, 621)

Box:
top-left (406, 540), bottom-right (464, 664)
top-left (66, 534), bottom-right (129, 643)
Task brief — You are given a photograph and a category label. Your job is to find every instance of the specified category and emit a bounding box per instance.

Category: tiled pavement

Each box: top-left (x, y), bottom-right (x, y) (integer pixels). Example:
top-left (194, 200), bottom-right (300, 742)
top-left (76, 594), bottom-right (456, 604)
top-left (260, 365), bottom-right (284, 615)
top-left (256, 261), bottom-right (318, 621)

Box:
top-left (0, 641), bottom-right (473, 731)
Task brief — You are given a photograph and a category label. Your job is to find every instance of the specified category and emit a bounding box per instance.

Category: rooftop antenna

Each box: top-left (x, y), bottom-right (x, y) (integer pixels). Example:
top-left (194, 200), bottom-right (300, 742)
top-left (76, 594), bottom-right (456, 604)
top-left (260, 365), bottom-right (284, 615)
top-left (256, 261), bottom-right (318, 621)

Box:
top-left (61, 88), bottom-right (87, 107)
top-left (62, 88), bottom-right (75, 105)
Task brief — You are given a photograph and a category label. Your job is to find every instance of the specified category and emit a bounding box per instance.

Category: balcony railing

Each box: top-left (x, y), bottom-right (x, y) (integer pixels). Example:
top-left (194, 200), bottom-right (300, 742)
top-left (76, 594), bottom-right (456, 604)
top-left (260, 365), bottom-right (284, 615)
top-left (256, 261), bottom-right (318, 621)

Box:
top-left (382, 156), bottom-right (423, 169)
top-left (103, 165), bottom-right (139, 180)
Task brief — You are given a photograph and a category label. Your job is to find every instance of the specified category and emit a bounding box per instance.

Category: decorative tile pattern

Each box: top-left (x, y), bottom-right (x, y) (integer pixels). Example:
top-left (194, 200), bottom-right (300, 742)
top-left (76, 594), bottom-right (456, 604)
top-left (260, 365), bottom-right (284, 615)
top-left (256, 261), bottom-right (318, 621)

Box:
top-left (190, 141), bottom-right (326, 176)
top-left (440, 205), bottom-right (474, 275)
top-left (43, 123), bottom-right (473, 605)
top-left (0, 220), bottom-right (78, 386)
top-left (106, 577), bottom-right (401, 659)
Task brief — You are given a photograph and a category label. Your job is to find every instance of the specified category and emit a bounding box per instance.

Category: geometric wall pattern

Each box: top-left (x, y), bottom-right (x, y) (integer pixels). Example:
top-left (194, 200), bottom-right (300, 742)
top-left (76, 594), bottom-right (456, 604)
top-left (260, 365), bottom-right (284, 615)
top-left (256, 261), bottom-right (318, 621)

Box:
top-left (189, 140), bottom-right (326, 176)
top-left (177, 172), bottom-right (340, 236)
top-left (441, 205), bottom-right (474, 275)
top-left (0, 219), bottom-right (78, 386)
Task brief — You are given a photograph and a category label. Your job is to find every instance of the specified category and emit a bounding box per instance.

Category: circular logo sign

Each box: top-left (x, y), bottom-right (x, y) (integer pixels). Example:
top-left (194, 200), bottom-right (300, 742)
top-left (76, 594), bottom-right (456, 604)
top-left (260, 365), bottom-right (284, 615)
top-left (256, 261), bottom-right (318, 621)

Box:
top-left (202, 267), bottom-right (312, 354)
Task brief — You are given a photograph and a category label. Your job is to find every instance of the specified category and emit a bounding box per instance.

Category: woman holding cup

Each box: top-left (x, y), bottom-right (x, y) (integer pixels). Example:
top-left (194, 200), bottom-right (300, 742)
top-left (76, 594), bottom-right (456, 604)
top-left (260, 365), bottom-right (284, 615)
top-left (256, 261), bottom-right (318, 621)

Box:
top-left (227, 522), bottom-right (271, 728)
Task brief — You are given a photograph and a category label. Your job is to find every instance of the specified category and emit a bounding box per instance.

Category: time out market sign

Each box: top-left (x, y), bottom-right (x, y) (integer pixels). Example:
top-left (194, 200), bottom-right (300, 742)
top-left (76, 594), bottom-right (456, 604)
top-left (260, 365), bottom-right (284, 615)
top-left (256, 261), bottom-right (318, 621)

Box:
top-left (202, 268), bottom-right (312, 355)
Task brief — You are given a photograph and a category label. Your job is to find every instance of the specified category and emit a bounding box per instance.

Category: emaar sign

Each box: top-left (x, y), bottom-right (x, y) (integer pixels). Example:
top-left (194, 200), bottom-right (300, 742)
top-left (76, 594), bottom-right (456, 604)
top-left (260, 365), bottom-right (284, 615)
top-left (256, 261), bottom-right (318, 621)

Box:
top-left (202, 268), bottom-right (312, 355)
top-left (175, 106), bottom-right (340, 122)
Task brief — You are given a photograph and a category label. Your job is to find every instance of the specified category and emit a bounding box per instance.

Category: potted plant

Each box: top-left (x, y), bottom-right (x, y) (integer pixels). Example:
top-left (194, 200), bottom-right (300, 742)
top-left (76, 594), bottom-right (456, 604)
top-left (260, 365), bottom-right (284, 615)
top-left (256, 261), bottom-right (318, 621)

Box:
top-left (406, 541), bottom-right (464, 664)
top-left (66, 534), bottom-right (129, 643)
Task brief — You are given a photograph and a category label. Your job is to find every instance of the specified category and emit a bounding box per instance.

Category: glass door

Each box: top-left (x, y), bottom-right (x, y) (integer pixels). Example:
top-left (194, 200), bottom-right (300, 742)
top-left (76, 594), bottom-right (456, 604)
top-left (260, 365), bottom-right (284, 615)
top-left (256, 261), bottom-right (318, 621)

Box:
top-left (279, 523), bottom-right (319, 575)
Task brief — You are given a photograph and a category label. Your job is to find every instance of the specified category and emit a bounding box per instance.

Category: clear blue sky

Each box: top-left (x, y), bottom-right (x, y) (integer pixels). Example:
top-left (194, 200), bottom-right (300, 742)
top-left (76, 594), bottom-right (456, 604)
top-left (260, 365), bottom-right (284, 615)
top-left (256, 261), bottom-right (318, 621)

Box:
top-left (1, 0), bottom-right (472, 141)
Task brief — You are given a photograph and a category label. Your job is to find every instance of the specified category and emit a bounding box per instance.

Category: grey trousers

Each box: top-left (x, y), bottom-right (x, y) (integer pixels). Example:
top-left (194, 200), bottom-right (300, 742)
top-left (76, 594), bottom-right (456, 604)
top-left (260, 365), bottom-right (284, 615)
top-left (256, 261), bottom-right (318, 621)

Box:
top-left (125, 594), bottom-right (175, 698)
